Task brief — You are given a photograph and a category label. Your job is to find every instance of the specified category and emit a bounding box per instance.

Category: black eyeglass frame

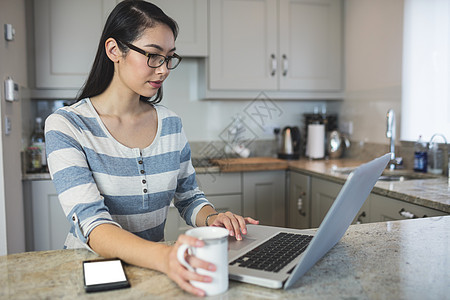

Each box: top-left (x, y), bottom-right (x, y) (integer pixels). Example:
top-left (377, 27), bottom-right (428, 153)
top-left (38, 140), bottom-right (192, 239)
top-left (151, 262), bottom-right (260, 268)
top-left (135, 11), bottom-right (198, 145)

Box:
top-left (119, 40), bottom-right (182, 70)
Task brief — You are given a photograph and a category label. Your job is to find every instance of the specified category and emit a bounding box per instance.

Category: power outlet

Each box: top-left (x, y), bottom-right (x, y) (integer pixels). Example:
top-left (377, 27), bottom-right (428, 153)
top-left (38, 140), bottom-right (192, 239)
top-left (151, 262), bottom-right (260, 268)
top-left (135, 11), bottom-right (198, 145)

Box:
top-left (262, 124), bottom-right (280, 136)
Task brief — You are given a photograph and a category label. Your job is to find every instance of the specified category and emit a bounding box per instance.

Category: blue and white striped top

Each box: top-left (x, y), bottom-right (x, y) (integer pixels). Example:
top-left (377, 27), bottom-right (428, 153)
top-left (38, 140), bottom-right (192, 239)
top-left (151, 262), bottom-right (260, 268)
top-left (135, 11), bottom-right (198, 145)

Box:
top-left (45, 98), bottom-right (212, 250)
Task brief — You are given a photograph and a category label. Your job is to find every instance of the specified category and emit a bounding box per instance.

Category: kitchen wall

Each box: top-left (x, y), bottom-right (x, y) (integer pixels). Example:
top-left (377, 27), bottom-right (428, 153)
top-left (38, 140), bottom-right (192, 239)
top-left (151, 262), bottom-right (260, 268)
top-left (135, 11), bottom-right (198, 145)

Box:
top-left (340, 0), bottom-right (404, 145)
top-left (153, 0), bottom-right (405, 154)
top-left (161, 58), bottom-right (339, 146)
top-left (0, 0), bottom-right (28, 255)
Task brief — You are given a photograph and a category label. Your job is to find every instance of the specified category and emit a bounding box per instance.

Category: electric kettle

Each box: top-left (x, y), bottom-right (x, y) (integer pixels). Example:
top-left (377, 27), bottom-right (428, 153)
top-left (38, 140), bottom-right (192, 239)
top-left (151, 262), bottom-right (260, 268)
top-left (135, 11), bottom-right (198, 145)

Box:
top-left (277, 126), bottom-right (301, 159)
top-left (327, 130), bottom-right (350, 159)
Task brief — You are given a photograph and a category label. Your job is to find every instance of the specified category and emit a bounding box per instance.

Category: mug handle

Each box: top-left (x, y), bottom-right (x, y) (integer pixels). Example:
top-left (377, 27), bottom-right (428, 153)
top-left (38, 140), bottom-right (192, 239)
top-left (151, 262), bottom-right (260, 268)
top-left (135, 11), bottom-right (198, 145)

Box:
top-left (177, 244), bottom-right (195, 272)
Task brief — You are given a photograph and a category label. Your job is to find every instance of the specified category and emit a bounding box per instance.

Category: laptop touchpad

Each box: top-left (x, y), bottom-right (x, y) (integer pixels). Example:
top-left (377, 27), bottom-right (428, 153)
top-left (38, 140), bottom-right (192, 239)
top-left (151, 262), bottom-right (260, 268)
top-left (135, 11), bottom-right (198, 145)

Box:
top-left (228, 236), bottom-right (258, 251)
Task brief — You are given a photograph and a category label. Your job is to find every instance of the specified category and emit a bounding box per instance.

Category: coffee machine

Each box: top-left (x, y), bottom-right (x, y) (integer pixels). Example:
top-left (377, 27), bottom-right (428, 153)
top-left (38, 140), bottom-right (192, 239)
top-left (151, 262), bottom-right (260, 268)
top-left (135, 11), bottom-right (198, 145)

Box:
top-left (303, 113), bottom-right (338, 159)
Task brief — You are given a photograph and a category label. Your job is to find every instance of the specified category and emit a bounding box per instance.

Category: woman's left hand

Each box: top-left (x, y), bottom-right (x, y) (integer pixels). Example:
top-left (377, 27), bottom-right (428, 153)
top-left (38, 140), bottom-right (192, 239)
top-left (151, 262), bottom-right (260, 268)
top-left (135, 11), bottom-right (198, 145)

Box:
top-left (208, 212), bottom-right (259, 240)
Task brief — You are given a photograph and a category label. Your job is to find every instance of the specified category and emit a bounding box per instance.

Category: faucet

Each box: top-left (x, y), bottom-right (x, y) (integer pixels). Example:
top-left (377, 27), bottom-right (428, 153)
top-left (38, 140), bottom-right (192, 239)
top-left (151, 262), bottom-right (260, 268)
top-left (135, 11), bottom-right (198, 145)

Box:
top-left (386, 109), bottom-right (402, 170)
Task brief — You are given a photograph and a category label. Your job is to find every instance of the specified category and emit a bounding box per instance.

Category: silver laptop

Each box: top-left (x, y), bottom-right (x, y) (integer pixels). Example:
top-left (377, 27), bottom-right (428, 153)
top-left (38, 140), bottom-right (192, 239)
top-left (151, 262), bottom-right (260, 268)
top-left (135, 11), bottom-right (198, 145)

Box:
top-left (228, 153), bottom-right (391, 289)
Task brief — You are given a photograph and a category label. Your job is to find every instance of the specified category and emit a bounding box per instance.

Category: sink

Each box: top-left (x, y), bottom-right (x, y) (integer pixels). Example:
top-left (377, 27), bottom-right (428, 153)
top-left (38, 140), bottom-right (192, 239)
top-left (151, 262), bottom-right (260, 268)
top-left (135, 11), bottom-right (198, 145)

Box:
top-left (378, 170), bottom-right (438, 181)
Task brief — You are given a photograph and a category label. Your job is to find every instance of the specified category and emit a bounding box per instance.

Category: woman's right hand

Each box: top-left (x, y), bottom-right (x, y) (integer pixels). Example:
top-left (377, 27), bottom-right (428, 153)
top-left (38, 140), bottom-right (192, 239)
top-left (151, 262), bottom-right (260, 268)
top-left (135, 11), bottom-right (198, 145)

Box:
top-left (164, 234), bottom-right (216, 297)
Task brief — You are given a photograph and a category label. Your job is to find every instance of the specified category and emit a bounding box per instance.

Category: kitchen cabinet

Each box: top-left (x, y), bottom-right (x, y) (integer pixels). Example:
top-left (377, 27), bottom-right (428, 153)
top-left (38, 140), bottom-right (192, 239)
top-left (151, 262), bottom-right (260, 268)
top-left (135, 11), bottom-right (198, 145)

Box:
top-left (243, 171), bottom-right (286, 227)
top-left (23, 180), bottom-right (69, 251)
top-left (164, 172), bottom-right (242, 241)
top-left (310, 177), bottom-right (369, 227)
top-left (150, 0), bottom-right (208, 57)
top-left (34, 0), bottom-right (118, 89)
top-left (207, 0), bottom-right (342, 95)
top-left (369, 194), bottom-right (445, 222)
top-left (310, 176), bottom-right (446, 227)
top-left (33, 0), bottom-right (207, 90)
top-left (287, 171), bottom-right (311, 229)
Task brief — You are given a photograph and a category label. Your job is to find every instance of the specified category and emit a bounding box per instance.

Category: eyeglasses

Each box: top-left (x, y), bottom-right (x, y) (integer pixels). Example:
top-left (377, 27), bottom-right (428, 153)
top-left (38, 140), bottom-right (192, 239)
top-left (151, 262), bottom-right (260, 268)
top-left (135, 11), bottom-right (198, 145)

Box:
top-left (119, 41), bottom-right (182, 70)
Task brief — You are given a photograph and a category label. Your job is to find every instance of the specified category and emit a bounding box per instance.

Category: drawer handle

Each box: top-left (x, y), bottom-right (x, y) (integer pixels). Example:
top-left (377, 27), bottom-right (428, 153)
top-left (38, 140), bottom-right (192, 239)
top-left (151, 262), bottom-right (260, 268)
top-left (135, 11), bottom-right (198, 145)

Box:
top-left (398, 208), bottom-right (417, 219)
top-left (356, 211), bottom-right (366, 224)
top-left (282, 54), bottom-right (288, 76)
top-left (297, 192), bottom-right (306, 216)
top-left (270, 54), bottom-right (277, 76)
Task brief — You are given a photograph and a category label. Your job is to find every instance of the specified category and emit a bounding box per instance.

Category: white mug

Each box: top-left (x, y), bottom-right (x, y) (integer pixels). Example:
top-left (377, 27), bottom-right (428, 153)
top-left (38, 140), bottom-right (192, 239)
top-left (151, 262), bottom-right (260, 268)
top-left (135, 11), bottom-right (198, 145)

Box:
top-left (177, 227), bottom-right (229, 296)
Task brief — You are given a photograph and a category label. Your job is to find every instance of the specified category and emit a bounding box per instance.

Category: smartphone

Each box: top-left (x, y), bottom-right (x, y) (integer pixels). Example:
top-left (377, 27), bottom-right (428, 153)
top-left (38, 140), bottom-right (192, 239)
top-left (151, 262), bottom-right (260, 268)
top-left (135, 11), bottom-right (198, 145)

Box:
top-left (82, 258), bottom-right (130, 293)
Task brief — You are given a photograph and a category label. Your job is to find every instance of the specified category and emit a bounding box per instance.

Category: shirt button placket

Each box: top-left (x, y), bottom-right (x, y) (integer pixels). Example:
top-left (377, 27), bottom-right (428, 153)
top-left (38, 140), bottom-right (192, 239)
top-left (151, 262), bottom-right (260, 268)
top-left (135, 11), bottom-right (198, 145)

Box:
top-left (137, 152), bottom-right (149, 208)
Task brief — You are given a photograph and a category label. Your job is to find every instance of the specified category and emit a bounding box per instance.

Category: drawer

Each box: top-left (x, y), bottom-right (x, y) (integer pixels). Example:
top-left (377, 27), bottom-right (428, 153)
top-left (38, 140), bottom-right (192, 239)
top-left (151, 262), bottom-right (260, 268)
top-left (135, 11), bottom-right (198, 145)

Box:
top-left (196, 172), bottom-right (241, 195)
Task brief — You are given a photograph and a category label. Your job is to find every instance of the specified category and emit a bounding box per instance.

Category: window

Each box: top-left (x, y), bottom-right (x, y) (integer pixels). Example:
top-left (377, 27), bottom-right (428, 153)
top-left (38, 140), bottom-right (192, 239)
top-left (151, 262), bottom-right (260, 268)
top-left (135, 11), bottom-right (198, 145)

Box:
top-left (401, 0), bottom-right (450, 142)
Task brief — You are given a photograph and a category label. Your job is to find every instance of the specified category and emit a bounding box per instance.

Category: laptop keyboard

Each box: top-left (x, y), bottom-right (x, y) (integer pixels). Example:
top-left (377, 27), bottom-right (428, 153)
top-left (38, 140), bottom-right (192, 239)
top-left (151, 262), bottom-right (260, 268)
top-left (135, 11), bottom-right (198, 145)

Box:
top-left (229, 232), bottom-right (313, 273)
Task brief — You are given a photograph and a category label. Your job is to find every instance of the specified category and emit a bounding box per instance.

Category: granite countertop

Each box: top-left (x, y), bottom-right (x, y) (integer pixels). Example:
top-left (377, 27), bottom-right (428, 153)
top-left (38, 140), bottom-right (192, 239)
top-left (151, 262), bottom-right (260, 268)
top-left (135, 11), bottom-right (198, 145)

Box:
top-left (287, 159), bottom-right (450, 213)
top-left (1, 216), bottom-right (448, 299)
top-left (23, 157), bottom-right (450, 213)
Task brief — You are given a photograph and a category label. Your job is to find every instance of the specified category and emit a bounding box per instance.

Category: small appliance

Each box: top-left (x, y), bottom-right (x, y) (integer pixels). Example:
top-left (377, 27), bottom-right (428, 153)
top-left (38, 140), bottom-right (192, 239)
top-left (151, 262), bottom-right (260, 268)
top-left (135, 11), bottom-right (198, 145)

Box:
top-left (277, 126), bottom-right (300, 160)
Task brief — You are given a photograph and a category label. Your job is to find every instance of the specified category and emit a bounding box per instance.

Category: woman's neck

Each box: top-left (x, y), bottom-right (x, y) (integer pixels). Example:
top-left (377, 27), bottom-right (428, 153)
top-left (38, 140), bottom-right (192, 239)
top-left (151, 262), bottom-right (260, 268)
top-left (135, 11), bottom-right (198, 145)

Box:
top-left (91, 85), bottom-right (147, 118)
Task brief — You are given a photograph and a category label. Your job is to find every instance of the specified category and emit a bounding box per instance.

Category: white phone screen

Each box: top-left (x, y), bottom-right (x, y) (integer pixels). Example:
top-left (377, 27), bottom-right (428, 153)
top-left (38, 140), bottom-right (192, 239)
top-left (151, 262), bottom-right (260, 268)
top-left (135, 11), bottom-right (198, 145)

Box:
top-left (83, 259), bottom-right (128, 288)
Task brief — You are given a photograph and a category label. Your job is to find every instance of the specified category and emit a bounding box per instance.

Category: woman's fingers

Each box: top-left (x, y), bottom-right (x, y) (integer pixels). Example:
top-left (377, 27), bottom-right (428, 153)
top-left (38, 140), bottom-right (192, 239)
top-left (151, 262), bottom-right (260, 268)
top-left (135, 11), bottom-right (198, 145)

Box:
top-left (186, 254), bottom-right (216, 272)
top-left (176, 233), bottom-right (204, 248)
top-left (168, 235), bottom-right (214, 297)
top-left (211, 212), bottom-right (259, 240)
top-left (244, 217), bottom-right (260, 225)
top-left (172, 269), bottom-right (207, 297)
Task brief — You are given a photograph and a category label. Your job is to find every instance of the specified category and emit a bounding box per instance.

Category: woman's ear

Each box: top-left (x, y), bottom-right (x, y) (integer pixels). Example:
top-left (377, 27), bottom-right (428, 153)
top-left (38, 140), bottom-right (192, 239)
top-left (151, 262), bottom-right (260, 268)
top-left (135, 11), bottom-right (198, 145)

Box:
top-left (105, 38), bottom-right (121, 63)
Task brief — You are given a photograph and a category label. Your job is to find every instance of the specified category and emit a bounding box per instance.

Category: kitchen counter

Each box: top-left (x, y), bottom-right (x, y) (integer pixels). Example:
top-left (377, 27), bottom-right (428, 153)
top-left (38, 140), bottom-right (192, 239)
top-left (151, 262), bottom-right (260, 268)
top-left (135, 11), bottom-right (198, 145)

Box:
top-left (23, 157), bottom-right (450, 213)
top-left (1, 216), bottom-right (448, 299)
top-left (200, 157), bottom-right (449, 213)
top-left (287, 159), bottom-right (450, 213)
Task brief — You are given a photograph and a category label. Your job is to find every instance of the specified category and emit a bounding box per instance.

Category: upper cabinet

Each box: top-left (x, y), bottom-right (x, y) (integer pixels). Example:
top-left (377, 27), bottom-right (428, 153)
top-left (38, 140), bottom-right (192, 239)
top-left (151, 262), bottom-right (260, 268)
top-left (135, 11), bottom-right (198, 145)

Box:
top-left (207, 0), bottom-right (343, 99)
top-left (34, 0), bottom-right (118, 89)
top-left (33, 0), bottom-right (207, 90)
top-left (150, 0), bottom-right (208, 57)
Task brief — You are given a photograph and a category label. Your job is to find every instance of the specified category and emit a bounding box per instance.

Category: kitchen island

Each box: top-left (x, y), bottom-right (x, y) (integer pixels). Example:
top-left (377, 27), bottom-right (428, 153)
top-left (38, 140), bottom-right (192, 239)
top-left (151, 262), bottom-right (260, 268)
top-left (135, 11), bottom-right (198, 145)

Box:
top-left (1, 216), bottom-right (448, 299)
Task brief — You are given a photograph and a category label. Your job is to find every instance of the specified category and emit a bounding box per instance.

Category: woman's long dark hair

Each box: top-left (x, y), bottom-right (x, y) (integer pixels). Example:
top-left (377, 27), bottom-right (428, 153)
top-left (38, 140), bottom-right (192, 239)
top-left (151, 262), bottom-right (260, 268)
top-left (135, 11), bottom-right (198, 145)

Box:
top-left (77, 0), bottom-right (178, 103)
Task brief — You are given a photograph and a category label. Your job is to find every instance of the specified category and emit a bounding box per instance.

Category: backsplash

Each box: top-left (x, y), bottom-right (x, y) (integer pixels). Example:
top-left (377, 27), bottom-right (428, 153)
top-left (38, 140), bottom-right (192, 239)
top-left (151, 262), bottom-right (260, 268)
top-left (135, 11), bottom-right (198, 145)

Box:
top-left (190, 139), bottom-right (449, 177)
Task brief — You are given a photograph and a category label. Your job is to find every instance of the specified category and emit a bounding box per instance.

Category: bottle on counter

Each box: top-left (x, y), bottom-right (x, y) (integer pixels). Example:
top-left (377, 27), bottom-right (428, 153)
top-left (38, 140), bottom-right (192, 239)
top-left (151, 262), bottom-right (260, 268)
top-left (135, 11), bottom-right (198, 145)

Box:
top-left (30, 117), bottom-right (47, 172)
top-left (427, 133), bottom-right (447, 175)
top-left (27, 146), bottom-right (42, 173)
top-left (413, 135), bottom-right (427, 173)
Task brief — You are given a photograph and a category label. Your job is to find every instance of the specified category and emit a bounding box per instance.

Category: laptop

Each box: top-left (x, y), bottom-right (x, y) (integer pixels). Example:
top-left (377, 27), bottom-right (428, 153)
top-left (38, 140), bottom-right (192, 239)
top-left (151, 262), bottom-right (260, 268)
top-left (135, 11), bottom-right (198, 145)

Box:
top-left (228, 153), bottom-right (391, 289)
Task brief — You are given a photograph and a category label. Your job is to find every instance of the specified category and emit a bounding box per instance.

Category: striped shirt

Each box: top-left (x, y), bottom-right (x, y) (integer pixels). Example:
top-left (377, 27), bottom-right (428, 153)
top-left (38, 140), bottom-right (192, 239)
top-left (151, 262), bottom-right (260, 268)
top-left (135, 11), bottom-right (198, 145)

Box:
top-left (45, 98), bottom-right (212, 250)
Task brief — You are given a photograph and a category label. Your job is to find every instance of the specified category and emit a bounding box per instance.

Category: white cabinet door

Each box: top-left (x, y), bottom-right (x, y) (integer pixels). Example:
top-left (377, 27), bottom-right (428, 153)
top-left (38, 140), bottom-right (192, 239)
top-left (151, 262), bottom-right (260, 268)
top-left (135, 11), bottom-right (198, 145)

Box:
top-left (288, 171), bottom-right (311, 229)
top-left (208, 0), bottom-right (342, 92)
top-left (243, 171), bottom-right (286, 227)
top-left (150, 0), bottom-right (208, 57)
top-left (24, 180), bottom-right (70, 251)
top-left (34, 0), bottom-right (118, 89)
top-left (279, 0), bottom-right (342, 90)
top-left (311, 177), bottom-right (370, 227)
top-left (209, 0), bottom-right (278, 90)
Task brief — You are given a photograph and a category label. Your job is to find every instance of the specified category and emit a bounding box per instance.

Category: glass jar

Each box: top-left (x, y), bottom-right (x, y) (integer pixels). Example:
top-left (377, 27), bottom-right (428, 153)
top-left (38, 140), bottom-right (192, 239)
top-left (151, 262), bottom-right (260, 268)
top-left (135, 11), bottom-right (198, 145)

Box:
top-left (27, 146), bottom-right (42, 173)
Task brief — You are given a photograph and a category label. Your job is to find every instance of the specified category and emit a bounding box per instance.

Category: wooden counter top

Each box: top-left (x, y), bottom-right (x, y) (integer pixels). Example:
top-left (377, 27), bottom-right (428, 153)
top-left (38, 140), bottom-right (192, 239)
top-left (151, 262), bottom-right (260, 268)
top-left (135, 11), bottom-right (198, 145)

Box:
top-left (211, 157), bottom-right (289, 172)
top-left (1, 216), bottom-right (449, 299)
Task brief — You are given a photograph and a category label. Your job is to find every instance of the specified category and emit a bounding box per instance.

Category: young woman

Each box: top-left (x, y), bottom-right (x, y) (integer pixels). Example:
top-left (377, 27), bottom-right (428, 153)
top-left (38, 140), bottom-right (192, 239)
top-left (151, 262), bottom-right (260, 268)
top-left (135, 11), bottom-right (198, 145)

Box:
top-left (44, 0), bottom-right (258, 296)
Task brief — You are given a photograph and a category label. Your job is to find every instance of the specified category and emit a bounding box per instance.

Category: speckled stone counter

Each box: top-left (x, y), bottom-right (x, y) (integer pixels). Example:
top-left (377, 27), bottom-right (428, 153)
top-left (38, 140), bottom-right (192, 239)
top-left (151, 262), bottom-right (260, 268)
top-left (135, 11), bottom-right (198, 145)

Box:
top-left (287, 158), bottom-right (450, 213)
top-left (1, 216), bottom-right (449, 299)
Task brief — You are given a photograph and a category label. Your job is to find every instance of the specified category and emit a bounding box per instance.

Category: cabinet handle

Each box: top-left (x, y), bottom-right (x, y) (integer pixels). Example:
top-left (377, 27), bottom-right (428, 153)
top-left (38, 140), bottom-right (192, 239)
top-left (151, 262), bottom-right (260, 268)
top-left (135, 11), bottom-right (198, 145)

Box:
top-left (270, 54), bottom-right (277, 76)
top-left (398, 208), bottom-right (417, 219)
top-left (297, 192), bottom-right (306, 216)
top-left (282, 54), bottom-right (288, 76)
top-left (356, 211), bottom-right (366, 224)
